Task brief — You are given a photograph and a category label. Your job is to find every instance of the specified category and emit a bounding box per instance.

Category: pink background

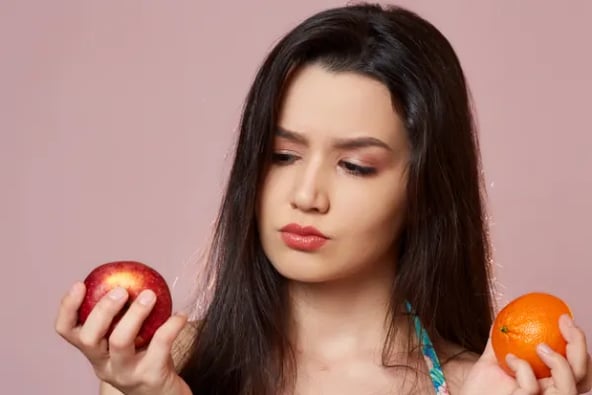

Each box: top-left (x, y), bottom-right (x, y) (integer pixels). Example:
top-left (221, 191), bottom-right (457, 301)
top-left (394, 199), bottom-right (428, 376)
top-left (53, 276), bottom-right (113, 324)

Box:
top-left (2, 1), bottom-right (590, 393)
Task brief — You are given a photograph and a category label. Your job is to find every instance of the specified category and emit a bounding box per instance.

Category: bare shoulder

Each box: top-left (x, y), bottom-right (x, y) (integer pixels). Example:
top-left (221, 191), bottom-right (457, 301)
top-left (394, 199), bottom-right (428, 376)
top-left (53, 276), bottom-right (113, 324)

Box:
top-left (172, 320), bottom-right (200, 371)
top-left (437, 341), bottom-right (480, 394)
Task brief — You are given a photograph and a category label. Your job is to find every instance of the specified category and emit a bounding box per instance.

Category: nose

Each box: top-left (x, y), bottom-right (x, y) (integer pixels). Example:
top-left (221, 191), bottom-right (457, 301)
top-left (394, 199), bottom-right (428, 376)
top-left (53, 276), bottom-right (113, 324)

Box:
top-left (290, 160), bottom-right (330, 214)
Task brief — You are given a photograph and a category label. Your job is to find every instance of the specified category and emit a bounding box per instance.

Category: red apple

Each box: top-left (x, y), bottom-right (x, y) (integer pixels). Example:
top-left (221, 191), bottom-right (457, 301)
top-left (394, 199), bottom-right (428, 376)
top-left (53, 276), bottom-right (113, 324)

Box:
top-left (77, 260), bottom-right (173, 349)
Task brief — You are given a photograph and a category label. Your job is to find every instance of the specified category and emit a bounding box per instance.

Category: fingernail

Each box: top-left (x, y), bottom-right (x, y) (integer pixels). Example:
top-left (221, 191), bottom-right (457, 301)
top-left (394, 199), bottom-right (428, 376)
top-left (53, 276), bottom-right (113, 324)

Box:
top-left (560, 314), bottom-right (575, 328)
top-left (537, 343), bottom-right (552, 356)
top-left (175, 311), bottom-right (188, 319)
top-left (69, 282), bottom-right (82, 296)
top-left (505, 353), bottom-right (518, 364)
top-left (108, 287), bottom-right (127, 300)
top-left (138, 290), bottom-right (155, 305)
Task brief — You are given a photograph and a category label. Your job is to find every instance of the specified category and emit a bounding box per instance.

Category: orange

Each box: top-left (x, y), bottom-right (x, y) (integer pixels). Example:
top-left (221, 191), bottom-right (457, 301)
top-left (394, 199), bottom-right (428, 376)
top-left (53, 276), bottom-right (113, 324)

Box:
top-left (492, 292), bottom-right (573, 379)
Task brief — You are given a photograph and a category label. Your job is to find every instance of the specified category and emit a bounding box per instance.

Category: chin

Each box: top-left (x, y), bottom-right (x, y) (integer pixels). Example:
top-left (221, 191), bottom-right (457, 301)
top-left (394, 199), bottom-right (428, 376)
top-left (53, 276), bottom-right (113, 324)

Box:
top-left (268, 256), bottom-right (343, 284)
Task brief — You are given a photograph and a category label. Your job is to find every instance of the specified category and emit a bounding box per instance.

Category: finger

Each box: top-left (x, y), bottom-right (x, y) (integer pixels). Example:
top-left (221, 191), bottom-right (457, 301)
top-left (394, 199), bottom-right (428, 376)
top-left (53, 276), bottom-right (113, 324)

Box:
top-left (576, 353), bottom-right (592, 394)
top-left (505, 353), bottom-right (539, 395)
top-left (559, 315), bottom-right (589, 384)
top-left (537, 343), bottom-right (578, 394)
top-left (109, 289), bottom-right (158, 365)
top-left (55, 282), bottom-right (86, 341)
top-left (511, 389), bottom-right (539, 395)
top-left (144, 313), bottom-right (189, 370)
top-left (78, 287), bottom-right (129, 350)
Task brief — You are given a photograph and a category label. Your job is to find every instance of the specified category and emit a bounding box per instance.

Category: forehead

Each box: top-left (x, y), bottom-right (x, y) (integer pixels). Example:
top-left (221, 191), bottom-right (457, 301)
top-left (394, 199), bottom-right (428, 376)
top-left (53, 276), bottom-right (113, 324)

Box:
top-left (277, 64), bottom-right (406, 146)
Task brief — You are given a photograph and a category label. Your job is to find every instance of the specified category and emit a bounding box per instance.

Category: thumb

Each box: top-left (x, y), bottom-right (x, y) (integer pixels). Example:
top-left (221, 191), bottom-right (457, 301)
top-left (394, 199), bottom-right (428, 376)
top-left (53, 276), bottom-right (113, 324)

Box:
top-left (479, 325), bottom-right (497, 362)
top-left (145, 313), bottom-right (189, 369)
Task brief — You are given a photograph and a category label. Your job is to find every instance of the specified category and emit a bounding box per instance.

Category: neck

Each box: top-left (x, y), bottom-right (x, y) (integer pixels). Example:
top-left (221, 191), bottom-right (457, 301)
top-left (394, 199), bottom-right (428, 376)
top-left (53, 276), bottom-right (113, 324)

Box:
top-left (288, 261), bottom-right (409, 362)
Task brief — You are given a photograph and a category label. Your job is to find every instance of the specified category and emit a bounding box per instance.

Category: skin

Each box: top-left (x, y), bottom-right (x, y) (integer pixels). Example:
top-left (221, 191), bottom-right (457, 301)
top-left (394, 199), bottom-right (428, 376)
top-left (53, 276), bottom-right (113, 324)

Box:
top-left (54, 63), bottom-right (592, 395)
top-left (462, 315), bottom-right (592, 395)
top-left (257, 63), bottom-right (414, 394)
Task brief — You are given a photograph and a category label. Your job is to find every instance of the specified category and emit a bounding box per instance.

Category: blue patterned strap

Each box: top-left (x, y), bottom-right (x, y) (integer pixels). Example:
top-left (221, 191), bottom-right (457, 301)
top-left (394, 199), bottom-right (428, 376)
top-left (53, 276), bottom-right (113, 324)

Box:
top-left (405, 302), bottom-right (449, 394)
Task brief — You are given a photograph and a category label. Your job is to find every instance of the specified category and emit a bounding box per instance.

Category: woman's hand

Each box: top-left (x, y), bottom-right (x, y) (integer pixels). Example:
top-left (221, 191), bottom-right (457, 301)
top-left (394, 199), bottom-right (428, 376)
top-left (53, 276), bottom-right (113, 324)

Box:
top-left (460, 315), bottom-right (592, 395)
top-left (55, 281), bottom-right (192, 395)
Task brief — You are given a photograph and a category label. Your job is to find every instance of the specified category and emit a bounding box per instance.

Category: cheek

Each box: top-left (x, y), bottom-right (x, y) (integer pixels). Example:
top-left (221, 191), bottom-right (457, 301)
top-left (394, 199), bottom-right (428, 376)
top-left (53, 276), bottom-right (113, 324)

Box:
top-left (257, 169), bottom-right (288, 224)
top-left (336, 180), bottom-right (407, 238)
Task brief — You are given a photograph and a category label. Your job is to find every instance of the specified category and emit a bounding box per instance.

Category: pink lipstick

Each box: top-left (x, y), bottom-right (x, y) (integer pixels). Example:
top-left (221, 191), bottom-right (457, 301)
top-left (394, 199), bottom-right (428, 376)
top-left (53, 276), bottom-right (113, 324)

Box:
top-left (280, 223), bottom-right (328, 251)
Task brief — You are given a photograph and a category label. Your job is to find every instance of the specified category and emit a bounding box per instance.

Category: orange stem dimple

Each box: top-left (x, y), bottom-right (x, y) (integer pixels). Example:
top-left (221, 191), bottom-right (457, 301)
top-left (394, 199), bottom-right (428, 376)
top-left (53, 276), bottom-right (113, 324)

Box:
top-left (501, 325), bottom-right (509, 334)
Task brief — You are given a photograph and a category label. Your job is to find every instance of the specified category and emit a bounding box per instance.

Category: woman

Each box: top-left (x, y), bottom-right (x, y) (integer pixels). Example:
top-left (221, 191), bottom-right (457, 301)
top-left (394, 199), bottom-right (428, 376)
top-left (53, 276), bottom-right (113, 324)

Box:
top-left (55, 3), bottom-right (591, 394)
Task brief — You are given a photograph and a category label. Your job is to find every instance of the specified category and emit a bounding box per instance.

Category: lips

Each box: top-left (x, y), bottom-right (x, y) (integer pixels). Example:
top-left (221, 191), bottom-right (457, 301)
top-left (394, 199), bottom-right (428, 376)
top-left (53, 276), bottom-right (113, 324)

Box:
top-left (279, 223), bottom-right (328, 251)
top-left (280, 223), bottom-right (328, 238)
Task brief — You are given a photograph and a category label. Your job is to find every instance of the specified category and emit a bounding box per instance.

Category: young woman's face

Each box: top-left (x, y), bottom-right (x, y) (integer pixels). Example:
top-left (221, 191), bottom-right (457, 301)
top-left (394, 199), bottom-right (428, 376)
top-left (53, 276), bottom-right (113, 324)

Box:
top-left (257, 63), bottom-right (410, 283)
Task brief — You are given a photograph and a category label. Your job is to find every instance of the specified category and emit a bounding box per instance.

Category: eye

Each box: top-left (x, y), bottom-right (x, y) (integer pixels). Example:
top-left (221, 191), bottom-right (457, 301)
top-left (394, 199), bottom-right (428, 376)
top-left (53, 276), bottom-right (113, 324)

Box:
top-left (340, 161), bottom-right (377, 177)
top-left (271, 152), bottom-right (298, 165)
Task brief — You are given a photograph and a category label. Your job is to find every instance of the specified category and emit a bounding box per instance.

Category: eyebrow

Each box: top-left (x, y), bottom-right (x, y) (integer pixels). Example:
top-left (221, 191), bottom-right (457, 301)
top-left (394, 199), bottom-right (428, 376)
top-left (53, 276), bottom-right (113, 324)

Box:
top-left (276, 127), bottom-right (393, 152)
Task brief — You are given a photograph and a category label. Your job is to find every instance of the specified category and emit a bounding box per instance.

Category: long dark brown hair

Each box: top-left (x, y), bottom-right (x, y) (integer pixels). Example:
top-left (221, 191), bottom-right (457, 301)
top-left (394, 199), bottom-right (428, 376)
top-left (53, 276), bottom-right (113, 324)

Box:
top-left (179, 3), bottom-right (494, 394)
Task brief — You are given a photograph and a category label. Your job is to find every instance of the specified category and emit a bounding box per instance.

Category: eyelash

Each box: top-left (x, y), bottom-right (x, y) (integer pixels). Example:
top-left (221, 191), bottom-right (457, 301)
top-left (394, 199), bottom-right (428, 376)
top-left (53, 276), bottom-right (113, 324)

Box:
top-left (271, 153), bottom-right (377, 177)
